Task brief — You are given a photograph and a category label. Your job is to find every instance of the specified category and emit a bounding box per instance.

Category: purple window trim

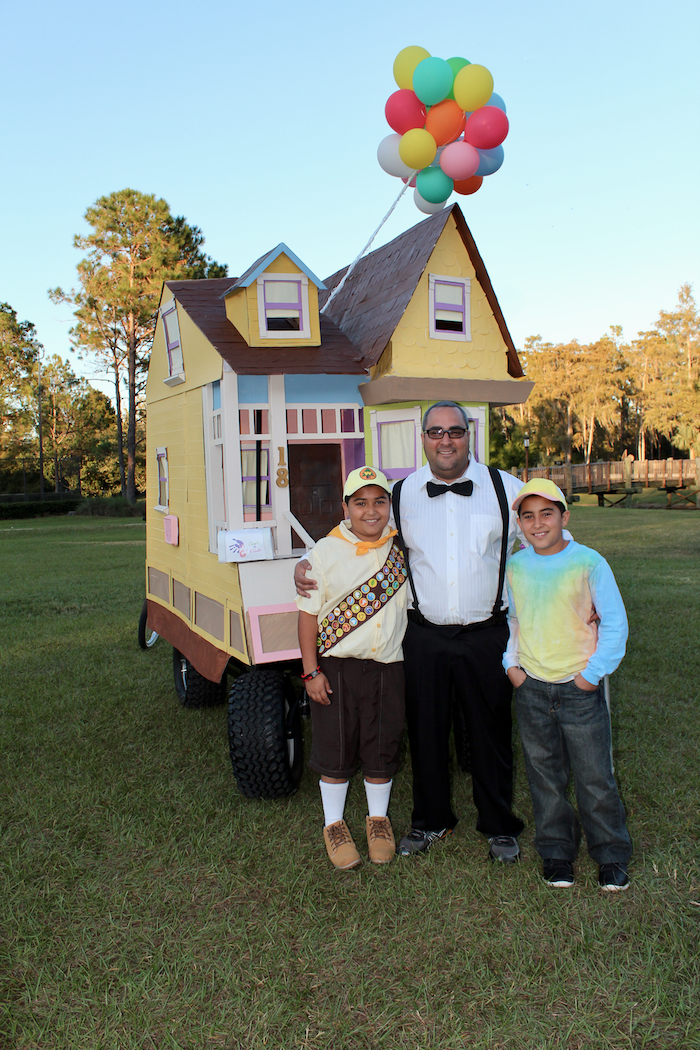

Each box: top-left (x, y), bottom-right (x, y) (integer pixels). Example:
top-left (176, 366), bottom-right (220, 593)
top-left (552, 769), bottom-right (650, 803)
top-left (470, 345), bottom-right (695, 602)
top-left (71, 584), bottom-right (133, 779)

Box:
top-left (377, 421), bottom-right (417, 480)
top-left (263, 280), bottom-right (302, 312)
top-left (434, 281), bottom-right (465, 327)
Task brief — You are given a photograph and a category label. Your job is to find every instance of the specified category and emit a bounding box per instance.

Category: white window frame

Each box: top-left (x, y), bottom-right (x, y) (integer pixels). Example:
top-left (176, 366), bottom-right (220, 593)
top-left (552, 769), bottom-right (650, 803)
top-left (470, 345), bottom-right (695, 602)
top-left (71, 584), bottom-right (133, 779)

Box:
top-left (154, 446), bottom-right (169, 511)
top-left (428, 274), bottom-right (472, 343)
top-left (256, 273), bottom-right (310, 339)
top-left (160, 300), bottom-right (186, 385)
top-left (369, 406), bottom-right (422, 480)
top-left (202, 383), bottom-right (227, 553)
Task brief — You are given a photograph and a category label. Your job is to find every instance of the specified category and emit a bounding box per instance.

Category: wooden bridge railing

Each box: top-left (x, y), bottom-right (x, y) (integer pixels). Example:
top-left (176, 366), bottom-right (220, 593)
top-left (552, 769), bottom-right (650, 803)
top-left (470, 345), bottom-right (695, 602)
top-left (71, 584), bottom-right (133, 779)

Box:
top-left (517, 459), bottom-right (699, 493)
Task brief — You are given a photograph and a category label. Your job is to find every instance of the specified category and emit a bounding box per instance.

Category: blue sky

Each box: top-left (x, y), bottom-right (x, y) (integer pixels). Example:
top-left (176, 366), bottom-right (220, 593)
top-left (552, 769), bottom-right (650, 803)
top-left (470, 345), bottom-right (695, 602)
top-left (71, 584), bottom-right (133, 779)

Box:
top-left (2, 0), bottom-right (698, 396)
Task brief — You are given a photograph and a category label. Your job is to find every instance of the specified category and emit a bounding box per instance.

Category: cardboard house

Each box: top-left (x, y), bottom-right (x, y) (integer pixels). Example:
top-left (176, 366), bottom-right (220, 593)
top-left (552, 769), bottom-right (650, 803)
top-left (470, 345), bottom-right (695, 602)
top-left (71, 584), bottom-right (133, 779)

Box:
top-left (144, 203), bottom-right (533, 681)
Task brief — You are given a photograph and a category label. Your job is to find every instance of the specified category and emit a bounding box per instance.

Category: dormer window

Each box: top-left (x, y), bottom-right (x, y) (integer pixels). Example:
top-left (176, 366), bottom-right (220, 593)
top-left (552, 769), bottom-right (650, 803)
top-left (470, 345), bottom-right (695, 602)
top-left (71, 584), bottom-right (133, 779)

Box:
top-left (428, 274), bottom-right (471, 342)
top-left (256, 274), bottom-right (310, 339)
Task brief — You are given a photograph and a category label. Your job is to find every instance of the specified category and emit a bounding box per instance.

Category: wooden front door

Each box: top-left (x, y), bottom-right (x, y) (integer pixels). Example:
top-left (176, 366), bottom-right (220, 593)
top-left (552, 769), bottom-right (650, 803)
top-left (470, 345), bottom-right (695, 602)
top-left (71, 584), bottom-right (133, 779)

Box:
top-left (289, 443), bottom-right (343, 542)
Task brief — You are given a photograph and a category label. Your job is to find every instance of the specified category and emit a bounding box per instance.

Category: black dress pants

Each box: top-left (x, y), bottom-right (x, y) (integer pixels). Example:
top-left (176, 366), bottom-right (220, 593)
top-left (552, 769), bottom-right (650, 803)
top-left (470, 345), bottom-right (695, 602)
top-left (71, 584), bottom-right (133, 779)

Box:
top-left (403, 617), bottom-right (524, 837)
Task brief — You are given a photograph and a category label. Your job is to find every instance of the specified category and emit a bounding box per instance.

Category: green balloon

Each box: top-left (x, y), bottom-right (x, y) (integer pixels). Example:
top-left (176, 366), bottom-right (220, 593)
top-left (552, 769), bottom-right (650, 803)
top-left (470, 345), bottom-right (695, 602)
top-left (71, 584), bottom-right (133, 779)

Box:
top-left (416, 166), bottom-right (454, 204)
top-left (446, 56), bottom-right (470, 101)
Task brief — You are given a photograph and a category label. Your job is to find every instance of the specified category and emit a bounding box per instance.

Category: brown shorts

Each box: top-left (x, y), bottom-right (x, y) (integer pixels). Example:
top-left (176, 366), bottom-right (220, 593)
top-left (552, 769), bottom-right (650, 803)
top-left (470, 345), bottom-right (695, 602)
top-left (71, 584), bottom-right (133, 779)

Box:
top-left (309, 656), bottom-right (405, 779)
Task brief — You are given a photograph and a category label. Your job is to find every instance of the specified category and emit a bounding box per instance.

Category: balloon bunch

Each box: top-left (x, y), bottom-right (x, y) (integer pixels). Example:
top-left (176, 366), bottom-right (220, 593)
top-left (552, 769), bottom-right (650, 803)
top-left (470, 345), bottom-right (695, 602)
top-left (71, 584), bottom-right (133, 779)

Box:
top-left (377, 46), bottom-right (509, 214)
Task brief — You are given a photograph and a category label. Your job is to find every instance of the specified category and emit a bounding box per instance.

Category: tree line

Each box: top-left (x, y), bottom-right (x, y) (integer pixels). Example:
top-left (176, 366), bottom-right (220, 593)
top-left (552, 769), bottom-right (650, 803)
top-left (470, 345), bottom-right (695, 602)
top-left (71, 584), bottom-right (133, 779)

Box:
top-left (0, 189), bottom-right (227, 499)
top-left (491, 285), bottom-right (699, 471)
top-left (1, 189), bottom-right (697, 497)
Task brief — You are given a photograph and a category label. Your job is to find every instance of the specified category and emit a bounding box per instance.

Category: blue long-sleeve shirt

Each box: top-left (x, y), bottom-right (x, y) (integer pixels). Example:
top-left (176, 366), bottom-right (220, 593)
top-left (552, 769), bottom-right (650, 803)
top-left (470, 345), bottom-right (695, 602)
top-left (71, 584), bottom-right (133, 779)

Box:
top-left (502, 540), bottom-right (628, 686)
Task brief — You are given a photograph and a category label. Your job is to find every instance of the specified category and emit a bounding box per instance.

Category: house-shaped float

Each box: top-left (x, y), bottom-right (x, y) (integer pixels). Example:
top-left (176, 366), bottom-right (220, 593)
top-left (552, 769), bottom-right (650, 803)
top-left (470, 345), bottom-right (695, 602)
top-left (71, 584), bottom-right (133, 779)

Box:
top-left (144, 203), bottom-right (533, 683)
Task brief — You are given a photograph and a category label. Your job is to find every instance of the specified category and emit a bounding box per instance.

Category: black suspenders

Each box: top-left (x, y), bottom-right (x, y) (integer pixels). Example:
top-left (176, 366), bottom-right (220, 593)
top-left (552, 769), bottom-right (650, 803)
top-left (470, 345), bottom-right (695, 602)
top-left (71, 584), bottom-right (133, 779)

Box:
top-left (392, 467), bottom-right (510, 628)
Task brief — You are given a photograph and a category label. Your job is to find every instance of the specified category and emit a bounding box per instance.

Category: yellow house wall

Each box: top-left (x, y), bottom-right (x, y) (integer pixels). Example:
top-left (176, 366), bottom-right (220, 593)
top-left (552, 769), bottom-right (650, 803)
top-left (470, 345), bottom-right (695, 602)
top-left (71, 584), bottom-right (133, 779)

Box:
top-left (147, 288), bottom-right (224, 405)
top-left (231, 253), bottom-right (321, 348)
top-left (379, 217), bottom-right (511, 383)
top-left (146, 293), bottom-right (248, 661)
top-left (225, 289), bottom-right (250, 343)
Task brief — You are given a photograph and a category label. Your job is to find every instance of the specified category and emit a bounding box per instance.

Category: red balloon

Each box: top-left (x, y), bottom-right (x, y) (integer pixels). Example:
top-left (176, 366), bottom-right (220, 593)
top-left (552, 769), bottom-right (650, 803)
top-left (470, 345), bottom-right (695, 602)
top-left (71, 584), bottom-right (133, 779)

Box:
top-left (453, 175), bottom-right (483, 195)
top-left (464, 106), bottom-right (509, 150)
top-left (385, 89), bottom-right (427, 135)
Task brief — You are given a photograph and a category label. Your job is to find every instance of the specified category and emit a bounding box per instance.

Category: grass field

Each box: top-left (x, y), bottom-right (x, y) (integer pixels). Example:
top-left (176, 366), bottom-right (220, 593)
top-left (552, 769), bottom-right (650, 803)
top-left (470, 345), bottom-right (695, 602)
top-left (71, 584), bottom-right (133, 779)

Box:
top-left (1, 509), bottom-right (699, 1049)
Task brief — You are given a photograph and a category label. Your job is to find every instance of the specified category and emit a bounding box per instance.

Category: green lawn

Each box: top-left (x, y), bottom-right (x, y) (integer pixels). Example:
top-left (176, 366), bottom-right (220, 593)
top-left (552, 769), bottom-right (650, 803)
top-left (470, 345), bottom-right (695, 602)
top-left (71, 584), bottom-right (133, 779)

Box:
top-left (1, 510), bottom-right (699, 1049)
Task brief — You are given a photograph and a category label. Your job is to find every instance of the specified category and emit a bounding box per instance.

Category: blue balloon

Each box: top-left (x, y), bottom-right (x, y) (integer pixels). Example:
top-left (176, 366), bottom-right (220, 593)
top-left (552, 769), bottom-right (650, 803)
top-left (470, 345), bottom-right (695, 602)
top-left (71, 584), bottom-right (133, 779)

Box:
top-left (486, 92), bottom-right (507, 113)
top-left (476, 145), bottom-right (504, 177)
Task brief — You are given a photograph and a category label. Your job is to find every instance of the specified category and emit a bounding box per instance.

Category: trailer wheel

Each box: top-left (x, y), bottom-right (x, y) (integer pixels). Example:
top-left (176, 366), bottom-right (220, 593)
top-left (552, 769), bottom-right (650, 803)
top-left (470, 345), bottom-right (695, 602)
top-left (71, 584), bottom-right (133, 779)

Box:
top-left (228, 669), bottom-right (303, 800)
top-left (138, 600), bottom-right (159, 650)
top-left (452, 696), bottom-right (472, 775)
top-left (172, 647), bottom-right (227, 708)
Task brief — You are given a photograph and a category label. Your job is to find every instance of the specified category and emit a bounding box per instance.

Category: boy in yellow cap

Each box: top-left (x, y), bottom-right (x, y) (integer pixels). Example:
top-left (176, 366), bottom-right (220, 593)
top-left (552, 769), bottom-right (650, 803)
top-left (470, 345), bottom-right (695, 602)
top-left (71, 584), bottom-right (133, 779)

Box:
top-left (503, 479), bottom-right (632, 891)
top-left (296, 466), bottom-right (409, 870)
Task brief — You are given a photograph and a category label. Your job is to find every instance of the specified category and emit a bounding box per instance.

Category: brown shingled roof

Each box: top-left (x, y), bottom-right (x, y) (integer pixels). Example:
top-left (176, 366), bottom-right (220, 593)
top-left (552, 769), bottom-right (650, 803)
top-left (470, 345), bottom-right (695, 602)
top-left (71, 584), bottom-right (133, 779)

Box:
top-left (164, 203), bottom-right (523, 379)
top-left (320, 203), bottom-right (524, 379)
top-left (165, 278), bottom-right (365, 376)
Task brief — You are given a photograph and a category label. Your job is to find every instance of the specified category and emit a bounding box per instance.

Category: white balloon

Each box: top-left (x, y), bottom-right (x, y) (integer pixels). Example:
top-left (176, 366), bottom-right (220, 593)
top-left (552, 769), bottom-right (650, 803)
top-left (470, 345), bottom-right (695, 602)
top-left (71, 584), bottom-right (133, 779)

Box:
top-left (377, 134), bottom-right (415, 178)
top-left (413, 187), bottom-right (447, 214)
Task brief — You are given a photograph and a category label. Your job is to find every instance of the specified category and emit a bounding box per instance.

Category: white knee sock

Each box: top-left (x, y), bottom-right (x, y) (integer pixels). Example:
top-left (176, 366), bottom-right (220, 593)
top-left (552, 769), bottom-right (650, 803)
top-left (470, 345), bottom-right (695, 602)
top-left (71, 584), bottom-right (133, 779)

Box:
top-left (320, 780), bottom-right (349, 826)
top-left (364, 779), bottom-right (392, 818)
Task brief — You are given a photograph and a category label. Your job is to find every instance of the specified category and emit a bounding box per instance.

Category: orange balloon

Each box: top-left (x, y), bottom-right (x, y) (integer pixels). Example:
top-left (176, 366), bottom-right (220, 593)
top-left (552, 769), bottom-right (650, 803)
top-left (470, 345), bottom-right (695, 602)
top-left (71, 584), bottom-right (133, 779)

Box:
top-left (424, 99), bottom-right (466, 146)
top-left (453, 175), bottom-right (483, 195)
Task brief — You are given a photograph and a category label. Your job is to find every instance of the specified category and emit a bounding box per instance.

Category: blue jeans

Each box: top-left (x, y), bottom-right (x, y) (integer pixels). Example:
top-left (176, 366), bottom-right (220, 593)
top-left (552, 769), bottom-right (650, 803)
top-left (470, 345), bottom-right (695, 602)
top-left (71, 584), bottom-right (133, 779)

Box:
top-left (515, 675), bottom-right (632, 865)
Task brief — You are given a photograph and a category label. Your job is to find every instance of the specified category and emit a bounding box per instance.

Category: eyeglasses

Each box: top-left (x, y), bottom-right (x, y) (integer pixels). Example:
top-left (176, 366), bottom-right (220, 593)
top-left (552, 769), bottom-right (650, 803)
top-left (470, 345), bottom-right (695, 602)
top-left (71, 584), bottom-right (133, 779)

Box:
top-left (423, 427), bottom-right (468, 440)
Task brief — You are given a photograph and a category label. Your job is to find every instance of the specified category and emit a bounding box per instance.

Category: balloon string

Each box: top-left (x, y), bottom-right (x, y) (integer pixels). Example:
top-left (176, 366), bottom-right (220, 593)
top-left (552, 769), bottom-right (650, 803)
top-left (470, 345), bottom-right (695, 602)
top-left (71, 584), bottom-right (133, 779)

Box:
top-left (321, 179), bottom-right (412, 317)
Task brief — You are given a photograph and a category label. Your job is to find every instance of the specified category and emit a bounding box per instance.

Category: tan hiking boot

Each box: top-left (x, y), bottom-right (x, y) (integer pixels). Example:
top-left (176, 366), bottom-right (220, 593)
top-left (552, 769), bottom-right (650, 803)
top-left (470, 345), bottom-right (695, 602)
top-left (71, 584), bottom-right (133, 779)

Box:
top-left (366, 815), bottom-right (395, 864)
top-left (323, 820), bottom-right (361, 870)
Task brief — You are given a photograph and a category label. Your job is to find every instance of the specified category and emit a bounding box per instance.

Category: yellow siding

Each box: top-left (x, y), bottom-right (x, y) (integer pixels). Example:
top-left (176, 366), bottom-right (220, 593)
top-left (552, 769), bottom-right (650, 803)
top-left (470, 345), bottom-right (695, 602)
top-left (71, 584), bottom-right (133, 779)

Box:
top-left (147, 289), bottom-right (223, 406)
top-left (146, 384), bottom-right (248, 661)
top-left (381, 216), bottom-right (511, 382)
top-left (225, 288), bottom-right (250, 342)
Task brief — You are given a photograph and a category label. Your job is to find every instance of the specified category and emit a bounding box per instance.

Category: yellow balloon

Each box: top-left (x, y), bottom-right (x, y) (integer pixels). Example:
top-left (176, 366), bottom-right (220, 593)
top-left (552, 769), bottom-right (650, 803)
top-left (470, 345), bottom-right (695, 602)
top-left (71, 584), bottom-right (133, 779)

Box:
top-left (453, 64), bottom-right (494, 112)
top-left (398, 128), bottom-right (437, 170)
top-left (393, 45), bottom-right (431, 90)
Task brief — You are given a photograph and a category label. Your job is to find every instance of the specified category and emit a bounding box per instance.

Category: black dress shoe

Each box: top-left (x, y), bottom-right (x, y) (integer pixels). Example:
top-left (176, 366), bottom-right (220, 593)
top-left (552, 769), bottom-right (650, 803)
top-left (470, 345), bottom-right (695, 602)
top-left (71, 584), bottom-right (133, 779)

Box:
top-left (396, 827), bottom-right (453, 856)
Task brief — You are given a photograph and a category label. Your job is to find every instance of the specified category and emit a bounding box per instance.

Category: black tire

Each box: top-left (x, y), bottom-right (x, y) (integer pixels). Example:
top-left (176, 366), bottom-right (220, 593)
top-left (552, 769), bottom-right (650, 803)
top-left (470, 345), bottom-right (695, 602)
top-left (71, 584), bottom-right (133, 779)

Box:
top-left (138, 600), bottom-right (159, 650)
top-left (228, 669), bottom-right (303, 800)
top-left (172, 647), bottom-right (227, 708)
top-left (452, 693), bottom-right (472, 775)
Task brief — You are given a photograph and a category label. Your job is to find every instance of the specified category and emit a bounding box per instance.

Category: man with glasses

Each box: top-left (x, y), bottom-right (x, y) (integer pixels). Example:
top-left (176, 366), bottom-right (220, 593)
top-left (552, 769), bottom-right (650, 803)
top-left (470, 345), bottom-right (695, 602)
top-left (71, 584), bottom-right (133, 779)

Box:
top-left (295, 400), bottom-right (524, 863)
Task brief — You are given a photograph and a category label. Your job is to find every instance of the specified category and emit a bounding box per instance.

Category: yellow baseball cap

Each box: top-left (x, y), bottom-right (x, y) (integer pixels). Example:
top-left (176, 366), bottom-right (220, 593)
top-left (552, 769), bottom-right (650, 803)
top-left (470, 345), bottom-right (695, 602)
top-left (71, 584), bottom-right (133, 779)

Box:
top-left (512, 478), bottom-right (567, 513)
top-left (343, 466), bottom-right (391, 500)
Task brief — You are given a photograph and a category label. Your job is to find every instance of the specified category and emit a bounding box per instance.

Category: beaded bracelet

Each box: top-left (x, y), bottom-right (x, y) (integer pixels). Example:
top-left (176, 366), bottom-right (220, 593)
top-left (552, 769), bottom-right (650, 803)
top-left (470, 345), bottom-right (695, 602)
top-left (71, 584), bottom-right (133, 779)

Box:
top-left (301, 666), bottom-right (321, 681)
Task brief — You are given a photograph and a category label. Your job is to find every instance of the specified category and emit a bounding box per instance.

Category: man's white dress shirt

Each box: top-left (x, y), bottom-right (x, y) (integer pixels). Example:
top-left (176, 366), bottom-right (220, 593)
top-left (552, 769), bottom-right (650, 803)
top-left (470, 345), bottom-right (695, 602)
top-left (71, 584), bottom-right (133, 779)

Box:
top-left (397, 459), bottom-right (524, 626)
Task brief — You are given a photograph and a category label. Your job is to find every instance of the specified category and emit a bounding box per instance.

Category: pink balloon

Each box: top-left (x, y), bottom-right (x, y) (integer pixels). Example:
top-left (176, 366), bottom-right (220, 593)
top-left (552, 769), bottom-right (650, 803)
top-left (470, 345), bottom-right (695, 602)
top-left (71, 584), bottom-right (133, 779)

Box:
top-left (439, 140), bottom-right (480, 181)
top-left (464, 106), bottom-right (509, 150)
top-left (385, 89), bottom-right (427, 135)
top-left (401, 174), bottom-right (418, 187)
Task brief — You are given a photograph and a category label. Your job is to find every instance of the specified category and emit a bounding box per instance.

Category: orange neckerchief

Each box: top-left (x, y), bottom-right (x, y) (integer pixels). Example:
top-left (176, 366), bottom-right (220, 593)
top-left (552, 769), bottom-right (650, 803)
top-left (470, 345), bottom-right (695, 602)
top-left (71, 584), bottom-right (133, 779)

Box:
top-left (327, 524), bottom-right (398, 557)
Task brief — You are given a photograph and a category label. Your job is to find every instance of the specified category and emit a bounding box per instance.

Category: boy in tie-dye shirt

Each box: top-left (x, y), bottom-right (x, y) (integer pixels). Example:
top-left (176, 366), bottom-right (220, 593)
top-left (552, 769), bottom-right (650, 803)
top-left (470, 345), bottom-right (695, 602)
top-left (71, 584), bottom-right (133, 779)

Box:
top-left (503, 479), bottom-right (632, 892)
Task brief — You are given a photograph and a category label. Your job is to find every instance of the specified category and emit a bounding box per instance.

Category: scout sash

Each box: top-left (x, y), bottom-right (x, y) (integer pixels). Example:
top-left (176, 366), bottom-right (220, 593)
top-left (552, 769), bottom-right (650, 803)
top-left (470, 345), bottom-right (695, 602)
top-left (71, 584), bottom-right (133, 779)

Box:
top-left (317, 540), bottom-right (407, 656)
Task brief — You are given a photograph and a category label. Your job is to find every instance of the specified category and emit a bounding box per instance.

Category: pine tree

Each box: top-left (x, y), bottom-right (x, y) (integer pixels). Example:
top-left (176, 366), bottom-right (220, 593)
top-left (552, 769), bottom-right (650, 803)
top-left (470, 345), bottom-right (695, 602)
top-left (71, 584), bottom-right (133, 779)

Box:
top-left (50, 189), bottom-right (227, 501)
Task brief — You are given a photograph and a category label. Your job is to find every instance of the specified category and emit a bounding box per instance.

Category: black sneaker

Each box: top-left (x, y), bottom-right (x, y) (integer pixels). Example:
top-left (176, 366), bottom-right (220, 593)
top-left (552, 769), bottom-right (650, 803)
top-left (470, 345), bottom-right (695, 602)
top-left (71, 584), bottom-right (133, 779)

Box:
top-left (396, 827), bottom-right (453, 856)
top-left (487, 835), bottom-right (520, 864)
top-left (542, 859), bottom-right (574, 887)
top-left (598, 862), bottom-right (630, 891)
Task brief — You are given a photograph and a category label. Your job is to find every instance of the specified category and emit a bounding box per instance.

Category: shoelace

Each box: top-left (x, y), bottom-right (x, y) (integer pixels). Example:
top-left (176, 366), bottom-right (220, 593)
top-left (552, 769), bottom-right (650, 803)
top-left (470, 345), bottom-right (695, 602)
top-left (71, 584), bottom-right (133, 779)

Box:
top-left (367, 817), bottom-right (392, 841)
top-left (326, 822), bottom-right (352, 849)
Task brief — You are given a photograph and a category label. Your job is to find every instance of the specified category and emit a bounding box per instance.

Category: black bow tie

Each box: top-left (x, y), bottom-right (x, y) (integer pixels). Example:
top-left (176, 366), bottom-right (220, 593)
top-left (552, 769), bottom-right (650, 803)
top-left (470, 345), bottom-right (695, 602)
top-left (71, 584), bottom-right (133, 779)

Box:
top-left (427, 480), bottom-right (474, 498)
